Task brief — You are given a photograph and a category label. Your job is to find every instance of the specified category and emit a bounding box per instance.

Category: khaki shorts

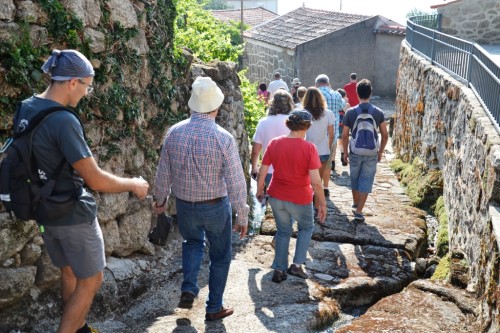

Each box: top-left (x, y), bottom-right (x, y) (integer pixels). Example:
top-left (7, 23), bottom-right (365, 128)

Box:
top-left (42, 219), bottom-right (105, 279)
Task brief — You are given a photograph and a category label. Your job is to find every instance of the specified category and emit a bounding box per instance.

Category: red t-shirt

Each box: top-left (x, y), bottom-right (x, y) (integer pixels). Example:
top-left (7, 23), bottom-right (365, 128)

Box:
top-left (262, 136), bottom-right (321, 204)
top-left (344, 82), bottom-right (359, 107)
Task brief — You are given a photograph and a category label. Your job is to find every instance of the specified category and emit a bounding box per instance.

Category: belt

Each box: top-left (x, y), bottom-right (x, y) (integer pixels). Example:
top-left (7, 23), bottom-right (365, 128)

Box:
top-left (178, 197), bottom-right (225, 205)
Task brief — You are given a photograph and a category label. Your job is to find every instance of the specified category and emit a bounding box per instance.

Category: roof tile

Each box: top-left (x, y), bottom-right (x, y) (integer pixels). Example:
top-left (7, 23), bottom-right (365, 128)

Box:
top-left (211, 6), bottom-right (279, 28)
top-left (243, 7), bottom-right (371, 49)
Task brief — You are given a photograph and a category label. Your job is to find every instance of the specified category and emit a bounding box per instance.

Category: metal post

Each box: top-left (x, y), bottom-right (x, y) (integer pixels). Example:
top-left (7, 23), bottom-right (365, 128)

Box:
top-left (240, 0), bottom-right (243, 41)
top-left (431, 30), bottom-right (436, 63)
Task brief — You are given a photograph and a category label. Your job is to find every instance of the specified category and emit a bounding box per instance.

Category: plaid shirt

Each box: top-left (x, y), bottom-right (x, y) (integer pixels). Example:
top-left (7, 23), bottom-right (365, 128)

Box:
top-left (154, 112), bottom-right (249, 224)
top-left (318, 86), bottom-right (345, 140)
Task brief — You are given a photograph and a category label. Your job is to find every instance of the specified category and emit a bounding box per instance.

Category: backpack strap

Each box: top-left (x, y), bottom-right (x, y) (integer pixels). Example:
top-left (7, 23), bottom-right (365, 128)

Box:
top-left (14, 106), bottom-right (86, 140)
top-left (19, 106), bottom-right (86, 184)
top-left (12, 103), bottom-right (22, 133)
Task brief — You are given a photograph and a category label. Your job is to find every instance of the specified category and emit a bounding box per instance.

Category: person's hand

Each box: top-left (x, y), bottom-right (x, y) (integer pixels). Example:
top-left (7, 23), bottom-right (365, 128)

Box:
top-left (251, 168), bottom-right (258, 180)
top-left (153, 202), bottom-right (166, 214)
top-left (378, 150), bottom-right (384, 162)
top-left (233, 223), bottom-right (248, 239)
top-left (316, 203), bottom-right (327, 224)
top-left (132, 177), bottom-right (149, 199)
top-left (256, 189), bottom-right (265, 202)
top-left (343, 152), bottom-right (349, 164)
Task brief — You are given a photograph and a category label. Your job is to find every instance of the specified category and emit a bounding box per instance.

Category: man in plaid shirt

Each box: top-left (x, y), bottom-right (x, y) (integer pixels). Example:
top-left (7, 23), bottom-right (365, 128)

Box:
top-left (315, 74), bottom-right (345, 191)
top-left (154, 76), bottom-right (249, 321)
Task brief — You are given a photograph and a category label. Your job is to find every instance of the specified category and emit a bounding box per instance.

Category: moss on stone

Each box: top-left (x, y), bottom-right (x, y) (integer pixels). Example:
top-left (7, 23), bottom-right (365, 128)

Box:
top-left (389, 159), bottom-right (407, 173)
top-left (394, 157), bottom-right (443, 210)
top-left (434, 196), bottom-right (449, 257)
top-left (431, 252), bottom-right (451, 280)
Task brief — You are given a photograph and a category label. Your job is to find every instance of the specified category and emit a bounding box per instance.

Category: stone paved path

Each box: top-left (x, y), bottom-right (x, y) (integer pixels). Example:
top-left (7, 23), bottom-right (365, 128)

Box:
top-left (94, 134), bottom-right (478, 332)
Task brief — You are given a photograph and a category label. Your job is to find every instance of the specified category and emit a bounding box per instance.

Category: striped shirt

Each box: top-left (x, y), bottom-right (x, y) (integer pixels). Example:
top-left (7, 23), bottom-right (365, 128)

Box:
top-left (318, 86), bottom-right (345, 140)
top-left (154, 112), bottom-right (249, 225)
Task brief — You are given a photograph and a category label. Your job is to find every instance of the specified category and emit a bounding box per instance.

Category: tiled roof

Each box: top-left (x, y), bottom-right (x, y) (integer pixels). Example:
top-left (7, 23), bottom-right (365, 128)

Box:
top-left (243, 6), bottom-right (371, 49)
top-left (373, 24), bottom-right (406, 36)
top-left (431, 0), bottom-right (462, 9)
top-left (211, 6), bottom-right (279, 28)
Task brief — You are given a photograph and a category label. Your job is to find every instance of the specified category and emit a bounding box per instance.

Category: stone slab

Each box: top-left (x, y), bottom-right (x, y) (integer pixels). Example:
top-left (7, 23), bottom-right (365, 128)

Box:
top-left (335, 280), bottom-right (479, 333)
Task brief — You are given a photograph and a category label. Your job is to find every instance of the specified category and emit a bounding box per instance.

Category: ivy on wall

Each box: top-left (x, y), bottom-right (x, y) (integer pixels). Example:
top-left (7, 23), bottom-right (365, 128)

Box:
top-left (0, 0), bottom-right (186, 164)
top-left (1, 0), bottom-right (265, 164)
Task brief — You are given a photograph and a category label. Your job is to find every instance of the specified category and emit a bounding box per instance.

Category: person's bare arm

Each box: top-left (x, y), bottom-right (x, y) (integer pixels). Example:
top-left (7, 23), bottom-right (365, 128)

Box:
top-left (378, 121), bottom-right (388, 162)
top-left (250, 143), bottom-right (263, 179)
top-left (72, 156), bottom-right (149, 199)
top-left (327, 124), bottom-right (334, 149)
top-left (342, 125), bottom-right (350, 164)
top-left (309, 169), bottom-right (326, 223)
top-left (256, 164), bottom-right (270, 202)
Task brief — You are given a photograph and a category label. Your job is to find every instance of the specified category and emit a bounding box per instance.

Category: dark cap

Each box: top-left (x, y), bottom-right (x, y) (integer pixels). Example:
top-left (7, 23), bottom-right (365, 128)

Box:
top-left (289, 110), bottom-right (312, 122)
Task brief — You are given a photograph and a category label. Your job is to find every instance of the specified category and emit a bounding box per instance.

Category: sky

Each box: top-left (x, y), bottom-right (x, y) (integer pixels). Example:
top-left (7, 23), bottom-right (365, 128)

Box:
top-left (277, 0), bottom-right (443, 25)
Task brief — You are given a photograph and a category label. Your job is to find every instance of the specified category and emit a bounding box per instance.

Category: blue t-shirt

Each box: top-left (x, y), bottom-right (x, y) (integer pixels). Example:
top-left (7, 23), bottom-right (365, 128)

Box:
top-left (15, 95), bottom-right (97, 226)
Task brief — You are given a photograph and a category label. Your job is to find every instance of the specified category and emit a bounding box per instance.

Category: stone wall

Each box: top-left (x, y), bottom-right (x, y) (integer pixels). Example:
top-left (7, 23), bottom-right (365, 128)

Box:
top-left (436, 0), bottom-right (500, 44)
top-left (0, 1), bottom-right (249, 330)
top-left (393, 42), bottom-right (499, 332)
top-left (242, 39), bottom-right (297, 87)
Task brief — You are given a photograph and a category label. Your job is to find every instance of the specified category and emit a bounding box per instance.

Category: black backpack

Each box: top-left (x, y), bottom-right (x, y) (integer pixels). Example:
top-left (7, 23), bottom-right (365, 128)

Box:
top-left (0, 106), bottom-right (83, 221)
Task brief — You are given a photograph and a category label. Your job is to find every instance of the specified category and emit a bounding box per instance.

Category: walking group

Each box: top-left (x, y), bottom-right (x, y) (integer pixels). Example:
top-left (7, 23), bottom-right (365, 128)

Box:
top-left (3, 48), bottom-right (387, 331)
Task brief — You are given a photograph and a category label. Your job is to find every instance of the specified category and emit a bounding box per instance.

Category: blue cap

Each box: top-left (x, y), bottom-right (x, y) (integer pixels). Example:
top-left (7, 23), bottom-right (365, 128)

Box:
top-left (289, 110), bottom-right (312, 122)
top-left (41, 49), bottom-right (94, 81)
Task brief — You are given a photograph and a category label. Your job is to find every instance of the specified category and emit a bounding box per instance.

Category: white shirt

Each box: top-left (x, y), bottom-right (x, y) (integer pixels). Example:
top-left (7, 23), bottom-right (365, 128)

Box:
top-left (252, 114), bottom-right (290, 173)
top-left (268, 79), bottom-right (289, 100)
top-left (305, 109), bottom-right (335, 155)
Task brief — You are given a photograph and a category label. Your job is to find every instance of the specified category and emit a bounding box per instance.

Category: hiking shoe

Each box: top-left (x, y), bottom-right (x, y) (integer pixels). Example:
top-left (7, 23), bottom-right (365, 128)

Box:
top-left (287, 264), bottom-right (308, 279)
top-left (76, 323), bottom-right (99, 333)
top-left (351, 204), bottom-right (357, 214)
top-left (178, 291), bottom-right (195, 309)
top-left (354, 212), bottom-right (365, 221)
top-left (271, 269), bottom-right (288, 283)
top-left (88, 326), bottom-right (99, 333)
top-left (323, 188), bottom-right (330, 196)
top-left (205, 306), bottom-right (234, 321)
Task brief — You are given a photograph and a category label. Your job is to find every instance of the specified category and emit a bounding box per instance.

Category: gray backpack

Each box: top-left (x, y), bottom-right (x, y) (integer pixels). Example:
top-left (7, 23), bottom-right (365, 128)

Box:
top-left (349, 105), bottom-right (379, 156)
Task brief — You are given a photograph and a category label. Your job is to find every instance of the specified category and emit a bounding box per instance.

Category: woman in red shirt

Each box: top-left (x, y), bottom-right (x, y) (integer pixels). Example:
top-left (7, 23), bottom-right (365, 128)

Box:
top-left (256, 110), bottom-right (327, 283)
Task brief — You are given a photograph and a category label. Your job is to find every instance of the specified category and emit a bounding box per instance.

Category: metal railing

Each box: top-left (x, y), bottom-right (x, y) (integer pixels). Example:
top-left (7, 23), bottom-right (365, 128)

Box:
top-left (406, 14), bottom-right (500, 133)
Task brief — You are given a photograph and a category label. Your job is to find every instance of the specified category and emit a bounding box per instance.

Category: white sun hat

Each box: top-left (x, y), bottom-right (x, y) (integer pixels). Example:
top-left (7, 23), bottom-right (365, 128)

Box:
top-left (188, 76), bottom-right (225, 113)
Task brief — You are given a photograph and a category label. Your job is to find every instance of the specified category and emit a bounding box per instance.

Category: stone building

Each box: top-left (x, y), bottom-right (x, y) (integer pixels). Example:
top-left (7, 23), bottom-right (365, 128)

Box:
top-left (432, 0), bottom-right (500, 44)
top-left (211, 6), bottom-right (278, 28)
top-left (226, 0), bottom-right (277, 13)
top-left (242, 6), bottom-right (405, 97)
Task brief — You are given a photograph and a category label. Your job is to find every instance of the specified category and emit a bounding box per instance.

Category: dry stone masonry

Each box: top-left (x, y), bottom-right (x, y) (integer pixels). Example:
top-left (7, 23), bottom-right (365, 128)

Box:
top-left (393, 42), bottom-right (500, 332)
top-left (437, 0), bottom-right (500, 44)
top-left (0, 1), bottom-right (249, 330)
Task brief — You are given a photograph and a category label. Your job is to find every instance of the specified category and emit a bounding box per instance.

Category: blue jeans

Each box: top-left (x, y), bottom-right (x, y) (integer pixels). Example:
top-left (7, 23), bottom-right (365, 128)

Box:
top-left (349, 153), bottom-right (378, 193)
top-left (176, 197), bottom-right (232, 313)
top-left (268, 196), bottom-right (314, 272)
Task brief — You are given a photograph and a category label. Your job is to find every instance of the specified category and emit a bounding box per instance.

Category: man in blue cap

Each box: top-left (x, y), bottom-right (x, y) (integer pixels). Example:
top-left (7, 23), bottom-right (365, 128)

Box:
top-left (14, 49), bottom-right (149, 333)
